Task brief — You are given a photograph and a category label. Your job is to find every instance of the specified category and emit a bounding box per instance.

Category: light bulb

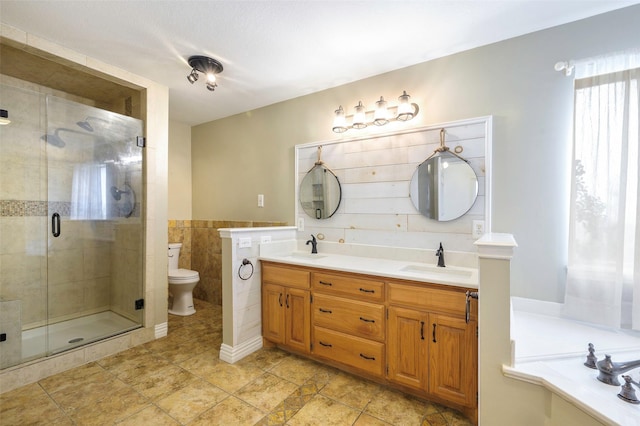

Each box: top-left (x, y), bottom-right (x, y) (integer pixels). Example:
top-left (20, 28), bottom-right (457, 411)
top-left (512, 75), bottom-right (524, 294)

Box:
top-left (332, 106), bottom-right (348, 133)
top-left (352, 101), bottom-right (367, 129)
top-left (396, 90), bottom-right (414, 121)
top-left (374, 97), bottom-right (389, 126)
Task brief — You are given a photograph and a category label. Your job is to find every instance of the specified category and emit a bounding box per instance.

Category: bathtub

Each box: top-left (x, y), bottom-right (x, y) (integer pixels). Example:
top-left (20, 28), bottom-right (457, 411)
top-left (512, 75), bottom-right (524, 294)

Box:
top-left (507, 297), bottom-right (640, 425)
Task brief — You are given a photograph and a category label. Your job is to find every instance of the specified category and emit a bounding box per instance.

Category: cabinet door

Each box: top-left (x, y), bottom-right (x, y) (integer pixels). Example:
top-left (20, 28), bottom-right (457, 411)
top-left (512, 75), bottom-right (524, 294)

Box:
top-left (262, 283), bottom-right (285, 344)
top-left (429, 314), bottom-right (477, 407)
top-left (387, 306), bottom-right (428, 390)
top-left (285, 287), bottom-right (311, 353)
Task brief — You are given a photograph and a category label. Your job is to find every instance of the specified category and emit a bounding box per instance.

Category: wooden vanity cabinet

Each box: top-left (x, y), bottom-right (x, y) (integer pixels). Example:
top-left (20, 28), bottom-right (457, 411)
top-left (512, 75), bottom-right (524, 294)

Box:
top-left (261, 263), bottom-right (311, 354)
top-left (311, 272), bottom-right (386, 377)
top-left (387, 305), bottom-right (429, 390)
top-left (387, 281), bottom-right (478, 407)
top-left (261, 261), bottom-right (478, 423)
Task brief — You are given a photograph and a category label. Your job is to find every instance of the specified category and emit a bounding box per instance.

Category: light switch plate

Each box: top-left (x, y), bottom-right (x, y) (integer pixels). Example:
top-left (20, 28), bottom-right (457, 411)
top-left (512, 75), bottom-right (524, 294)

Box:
top-left (239, 237), bottom-right (252, 248)
top-left (260, 236), bottom-right (271, 244)
top-left (297, 217), bottom-right (304, 231)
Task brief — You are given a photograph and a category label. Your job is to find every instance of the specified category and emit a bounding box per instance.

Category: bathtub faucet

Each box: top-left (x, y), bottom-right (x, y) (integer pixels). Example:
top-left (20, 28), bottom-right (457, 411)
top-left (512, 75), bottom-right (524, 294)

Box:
top-left (436, 242), bottom-right (445, 267)
top-left (596, 354), bottom-right (640, 386)
top-left (306, 235), bottom-right (318, 254)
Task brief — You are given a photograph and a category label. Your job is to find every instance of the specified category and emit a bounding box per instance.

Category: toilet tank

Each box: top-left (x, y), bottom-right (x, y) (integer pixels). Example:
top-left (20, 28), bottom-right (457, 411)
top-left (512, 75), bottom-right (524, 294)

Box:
top-left (168, 243), bottom-right (182, 270)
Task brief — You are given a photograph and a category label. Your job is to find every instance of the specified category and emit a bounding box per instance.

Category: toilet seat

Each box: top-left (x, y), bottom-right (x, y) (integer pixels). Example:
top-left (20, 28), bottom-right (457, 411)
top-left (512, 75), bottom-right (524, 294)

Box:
top-left (168, 268), bottom-right (199, 284)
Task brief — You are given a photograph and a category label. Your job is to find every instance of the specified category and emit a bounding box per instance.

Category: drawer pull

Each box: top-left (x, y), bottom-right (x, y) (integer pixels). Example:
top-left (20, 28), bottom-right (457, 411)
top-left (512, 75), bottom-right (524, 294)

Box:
top-left (432, 323), bottom-right (437, 343)
top-left (359, 353), bottom-right (376, 361)
top-left (286, 294), bottom-right (290, 309)
top-left (319, 308), bottom-right (333, 314)
top-left (359, 288), bottom-right (375, 294)
top-left (279, 293), bottom-right (283, 307)
top-left (319, 280), bottom-right (333, 286)
top-left (420, 321), bottom-right (425, 340)
top-left (359, 317), bottom-right (375, 323)
top-left (319, 341), bottom-right (332, 347)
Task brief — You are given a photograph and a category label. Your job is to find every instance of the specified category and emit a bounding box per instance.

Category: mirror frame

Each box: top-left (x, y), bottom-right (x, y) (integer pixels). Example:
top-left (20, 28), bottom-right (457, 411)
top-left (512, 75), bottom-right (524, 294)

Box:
top-left (409, 150), bottom-right (479, 221)
top-left (299, 162), bottom-right (342, 219)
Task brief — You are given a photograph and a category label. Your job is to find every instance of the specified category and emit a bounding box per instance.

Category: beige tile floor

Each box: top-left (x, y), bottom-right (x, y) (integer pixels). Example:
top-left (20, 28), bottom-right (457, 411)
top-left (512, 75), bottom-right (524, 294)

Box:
top-left (0, 299), bottom-right (474, 425)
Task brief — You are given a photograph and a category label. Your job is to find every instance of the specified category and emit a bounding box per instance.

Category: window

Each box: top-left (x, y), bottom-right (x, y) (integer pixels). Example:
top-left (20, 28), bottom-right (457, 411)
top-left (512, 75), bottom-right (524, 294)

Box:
top-left (564, 51), bottom-right (639, 331)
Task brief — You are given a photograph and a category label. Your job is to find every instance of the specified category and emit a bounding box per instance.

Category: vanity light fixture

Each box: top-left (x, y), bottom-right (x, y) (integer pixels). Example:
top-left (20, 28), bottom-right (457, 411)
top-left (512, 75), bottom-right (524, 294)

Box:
top-left (332, 91), bottom-right (419, 133)
top-left (186, 55), bottom-right (223, 91)
top-left (0, 109), bottom-right (10, 125)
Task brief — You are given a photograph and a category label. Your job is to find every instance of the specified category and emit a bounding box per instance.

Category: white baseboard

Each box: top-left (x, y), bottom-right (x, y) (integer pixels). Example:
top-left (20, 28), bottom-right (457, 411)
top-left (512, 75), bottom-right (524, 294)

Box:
top-left (219, 336), bottom-right (263, 364)
top-left (154, 322), bottom-right (168, 339)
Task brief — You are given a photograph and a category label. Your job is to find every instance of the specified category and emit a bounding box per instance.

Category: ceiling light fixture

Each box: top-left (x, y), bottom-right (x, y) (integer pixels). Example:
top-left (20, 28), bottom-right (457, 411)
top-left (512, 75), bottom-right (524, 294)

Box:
top-left (186, 55), bottom-right (223, 91)
top-left (332, 91), bottom-right (419, 133)
top-left (0, 109), bottom-right (10, 125)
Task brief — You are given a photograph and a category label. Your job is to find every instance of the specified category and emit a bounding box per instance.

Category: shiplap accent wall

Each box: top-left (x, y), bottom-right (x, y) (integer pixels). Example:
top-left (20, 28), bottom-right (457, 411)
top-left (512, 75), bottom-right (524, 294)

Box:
top-left (295, 117), bottom-right (491, 254)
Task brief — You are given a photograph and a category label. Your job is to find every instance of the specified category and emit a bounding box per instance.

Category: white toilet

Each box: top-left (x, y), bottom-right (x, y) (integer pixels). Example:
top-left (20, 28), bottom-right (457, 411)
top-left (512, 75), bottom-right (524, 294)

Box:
top-left (168, 243), bottom-right (200, 316)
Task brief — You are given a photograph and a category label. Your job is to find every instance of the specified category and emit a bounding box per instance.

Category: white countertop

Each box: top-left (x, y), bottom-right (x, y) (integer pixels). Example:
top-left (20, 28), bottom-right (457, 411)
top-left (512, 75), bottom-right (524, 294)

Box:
top-left (258, 247), bottom-right (478, 289)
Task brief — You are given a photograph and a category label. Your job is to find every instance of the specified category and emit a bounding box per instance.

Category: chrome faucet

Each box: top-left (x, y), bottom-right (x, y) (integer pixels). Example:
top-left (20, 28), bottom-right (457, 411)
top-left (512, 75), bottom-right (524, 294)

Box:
top-left (596, 354), bottom-right (640, 386)
top-left (618, 375), bottom-right (640, 404)
top-left (306, 234), bottom-right (318, 254)
top-left (436, 242), bottom-right (445, 267)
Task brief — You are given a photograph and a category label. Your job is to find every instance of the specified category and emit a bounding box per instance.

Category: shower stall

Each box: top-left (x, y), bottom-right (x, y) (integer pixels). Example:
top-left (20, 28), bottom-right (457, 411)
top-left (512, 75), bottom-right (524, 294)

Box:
top-left (0, 83), bottom-right (145, 370)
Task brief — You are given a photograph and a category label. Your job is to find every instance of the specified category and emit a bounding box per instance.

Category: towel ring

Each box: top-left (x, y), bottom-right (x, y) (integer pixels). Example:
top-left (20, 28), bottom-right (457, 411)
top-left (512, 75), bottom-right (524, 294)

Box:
top-left (238, 258), bottom-right (254, 280)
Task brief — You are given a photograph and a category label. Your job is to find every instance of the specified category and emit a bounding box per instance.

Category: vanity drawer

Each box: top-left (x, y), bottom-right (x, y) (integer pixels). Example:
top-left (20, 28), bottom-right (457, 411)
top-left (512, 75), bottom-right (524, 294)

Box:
top-left (313, 326), bottom-right (384, 377)
top-left (312, 272), bottom-right (384, 302)
top-left (312, 294), bottom-right (385, 341)
top-left (387, 281), bottom-right (472, 318)
top-left (262, 262), bottom-right (310, 289)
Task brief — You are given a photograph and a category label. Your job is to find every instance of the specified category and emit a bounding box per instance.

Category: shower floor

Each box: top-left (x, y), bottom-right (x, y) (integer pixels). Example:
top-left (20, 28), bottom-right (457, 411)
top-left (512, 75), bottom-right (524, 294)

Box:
top-left (21, 311), bottom-right (141, 361)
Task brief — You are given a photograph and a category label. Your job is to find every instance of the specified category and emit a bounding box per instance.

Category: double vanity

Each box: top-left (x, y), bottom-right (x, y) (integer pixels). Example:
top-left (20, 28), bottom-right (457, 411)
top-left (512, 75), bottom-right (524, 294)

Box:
top-left (259, 247), bottom-right (479, 423)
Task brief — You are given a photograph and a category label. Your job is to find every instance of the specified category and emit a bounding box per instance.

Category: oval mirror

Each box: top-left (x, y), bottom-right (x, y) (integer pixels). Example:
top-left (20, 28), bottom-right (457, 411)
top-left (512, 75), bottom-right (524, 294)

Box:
top-left (409, 151), bottom-right (478, 221)
top-left (299, 163), bottom-right (342, 219)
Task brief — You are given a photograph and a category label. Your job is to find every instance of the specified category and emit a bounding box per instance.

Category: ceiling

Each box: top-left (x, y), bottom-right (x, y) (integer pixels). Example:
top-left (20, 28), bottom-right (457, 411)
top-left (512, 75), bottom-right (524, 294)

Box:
top-left (1, 1), bottom-right (638, 126)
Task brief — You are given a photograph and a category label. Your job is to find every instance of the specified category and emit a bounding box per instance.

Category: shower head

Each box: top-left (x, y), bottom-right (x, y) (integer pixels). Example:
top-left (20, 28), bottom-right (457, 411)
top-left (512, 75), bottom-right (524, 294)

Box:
top-left (41, 133), bottom-right (66, 148)
top-left (110, 185), bottom-right (131, 201)
top-left (76, 120), bottom-right (94, 132)
top-left (77, 116), bottom-right (109, 133)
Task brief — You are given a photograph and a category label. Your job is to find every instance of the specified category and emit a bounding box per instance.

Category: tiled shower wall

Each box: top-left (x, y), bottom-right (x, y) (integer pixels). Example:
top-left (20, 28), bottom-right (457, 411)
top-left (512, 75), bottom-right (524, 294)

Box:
top-left (0, 77), bottom-right (143, 332)
top-left (168, 220), bottom-right (287, 305)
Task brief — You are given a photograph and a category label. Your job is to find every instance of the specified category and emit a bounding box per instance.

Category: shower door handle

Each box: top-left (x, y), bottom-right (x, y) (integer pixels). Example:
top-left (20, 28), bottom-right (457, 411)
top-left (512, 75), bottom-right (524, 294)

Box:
top-left (52, 213), bottom-right (61, 237)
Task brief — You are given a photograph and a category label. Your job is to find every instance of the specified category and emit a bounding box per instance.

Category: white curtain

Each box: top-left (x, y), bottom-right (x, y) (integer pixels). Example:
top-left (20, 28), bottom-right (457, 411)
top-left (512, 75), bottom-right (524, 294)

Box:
top-left (564, 51), bottom-right (640, 330)
top-left (70, 162), bottom-right (115, 220)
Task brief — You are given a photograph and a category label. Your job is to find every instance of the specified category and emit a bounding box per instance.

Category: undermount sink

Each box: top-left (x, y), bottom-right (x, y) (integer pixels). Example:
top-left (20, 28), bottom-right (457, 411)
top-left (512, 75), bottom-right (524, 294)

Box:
top-left (400, 264), bottom-right (474, 278)
top-left (285, 252), bottom-right (327, 260)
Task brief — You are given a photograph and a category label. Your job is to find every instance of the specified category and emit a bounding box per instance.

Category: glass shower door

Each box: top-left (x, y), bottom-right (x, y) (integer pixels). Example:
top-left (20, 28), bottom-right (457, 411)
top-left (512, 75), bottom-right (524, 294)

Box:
top-left (45, 96), bottom-right (144, 355)
top-left (0, 83), bottom-right (48, 367)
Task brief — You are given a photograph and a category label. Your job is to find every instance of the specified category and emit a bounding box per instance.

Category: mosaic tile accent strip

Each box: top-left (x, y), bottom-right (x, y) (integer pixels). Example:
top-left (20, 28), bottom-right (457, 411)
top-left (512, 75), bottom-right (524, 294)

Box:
top-left (1, 200), bottom-right (49, 217)
top-left (1, 200), bottom-right (140, 218)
